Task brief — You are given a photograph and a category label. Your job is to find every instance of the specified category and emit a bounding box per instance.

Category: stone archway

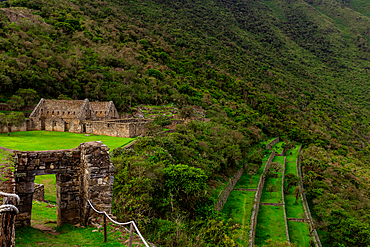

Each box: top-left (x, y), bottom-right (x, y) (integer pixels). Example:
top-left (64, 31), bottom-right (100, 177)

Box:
top-left (13, 142), bottom-right (114, 227)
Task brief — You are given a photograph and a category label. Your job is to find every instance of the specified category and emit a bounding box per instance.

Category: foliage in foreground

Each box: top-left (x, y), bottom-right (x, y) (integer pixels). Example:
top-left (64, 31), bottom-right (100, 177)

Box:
top-left (112, 120), bottom-right (263, 246)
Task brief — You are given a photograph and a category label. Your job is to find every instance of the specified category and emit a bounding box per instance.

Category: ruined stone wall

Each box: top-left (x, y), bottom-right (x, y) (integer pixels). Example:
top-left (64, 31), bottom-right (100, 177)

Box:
top-left (33, 184), bottom-right (44, 202)
top-left (215, 164), bottom-right (248, 211)
top-left (266, 137), bottom-right (279, 150)
top-left (14, 148), bottom-right (81, 227)
top-left (69, 119), bottom-right (82, 133)
top-left (80, 142), bottom-right (114, 222)
top-left (0, 103), bottom-right (10, 111)
top-left (249, 150), bottom-right (276, 247)
top-left (12, 142), bottom-right (114, 227)
top-left (0, 148), bottom-right (16, 246)
top-left (45, 118), bottom-right (65, 132)
top-left (86, 121), bottom-right (147, 138)
top-left (0, 121), bottom-right (28, 134)
top-left (128, 122), bottom-right (147, 137)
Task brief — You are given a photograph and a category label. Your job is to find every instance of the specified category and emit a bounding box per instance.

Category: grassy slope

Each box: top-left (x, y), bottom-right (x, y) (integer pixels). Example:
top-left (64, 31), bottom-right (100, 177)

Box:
top-left (255, 153), bottom-right (287, 244)
top-left (284, 146), bottom-right (310, 247)
top-left (222, 147), bottom-right (272, 245)
top-left (0, 131), bottom-right (134, 151)
top-left (255, 205), bottom-right (287, 245)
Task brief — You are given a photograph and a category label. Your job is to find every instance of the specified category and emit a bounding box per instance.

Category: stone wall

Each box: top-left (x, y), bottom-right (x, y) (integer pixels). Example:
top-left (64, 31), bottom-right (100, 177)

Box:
top-left (0, 148), bottom-right (16, 246)
top-left (33, 184), bottom-right (44, 202)
top-left (11, 141), bottom-right (114, 227)
top-left (297, 148), bottom-right (322, 247)
top-left (0, 103), bottom-right (10, 111)
top-left (248, 150), bottom-right (276, 247)
top-left (282, 156), bottom-right (290, 242)
top-left (215, 164), bottom-right (248, 211)
top-left (0, 120), bottom-right (28, 134)
top-left (266, 137), bottom-right (279, 150)
top-left (86, 120), bottom-right (148, 138)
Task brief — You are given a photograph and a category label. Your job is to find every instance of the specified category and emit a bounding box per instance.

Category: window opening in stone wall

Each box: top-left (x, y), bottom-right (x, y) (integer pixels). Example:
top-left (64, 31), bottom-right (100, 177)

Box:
top-left (31, 174), bottom-right (57, 231)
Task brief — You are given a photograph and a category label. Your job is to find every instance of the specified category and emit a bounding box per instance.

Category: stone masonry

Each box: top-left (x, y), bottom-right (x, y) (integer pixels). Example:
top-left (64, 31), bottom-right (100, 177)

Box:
top-left (11, 141), bottom-right (114, 227)
top-left (0, 98), bottom-right (151, 138)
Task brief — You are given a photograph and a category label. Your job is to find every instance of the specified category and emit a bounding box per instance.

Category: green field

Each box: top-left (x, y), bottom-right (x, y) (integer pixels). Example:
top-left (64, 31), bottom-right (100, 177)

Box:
top-left (0, 131), bottom-right (134, 151)
top-left (16, 224), bottom-right (134, 246)
top-left (288, 221), bottom-right (311, 247)
top-left (255, 205), bottom-right (287, 245)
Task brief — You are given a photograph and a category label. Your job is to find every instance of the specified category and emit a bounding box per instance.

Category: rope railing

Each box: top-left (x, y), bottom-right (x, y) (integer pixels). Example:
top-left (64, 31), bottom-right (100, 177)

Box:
top-left (0, 191), bottom-right (20, 215)
top-left (87, 200), bottom-right (150, 247)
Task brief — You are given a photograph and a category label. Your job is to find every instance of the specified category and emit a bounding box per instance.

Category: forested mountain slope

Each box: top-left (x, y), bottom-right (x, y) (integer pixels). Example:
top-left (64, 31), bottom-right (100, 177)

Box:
top-left (1, 0), bottom-right (370, 245)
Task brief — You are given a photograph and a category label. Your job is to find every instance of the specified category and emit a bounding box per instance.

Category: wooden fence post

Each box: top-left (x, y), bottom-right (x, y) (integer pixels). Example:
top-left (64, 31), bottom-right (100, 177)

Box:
top-left (0, 197), bottom-right (16, 247)
top-left (128, 222), bottom-right (134, 247)
top-left (104, 214), bottom-right (107, 243)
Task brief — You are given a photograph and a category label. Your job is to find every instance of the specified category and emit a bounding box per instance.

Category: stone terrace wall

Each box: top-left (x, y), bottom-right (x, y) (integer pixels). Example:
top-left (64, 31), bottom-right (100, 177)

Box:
top-left (215, 164), bottom-right (248, 211)
top-left (297, 148), bottom-right (322, 247)
top-left (266, 137), bottom-right (279, 150)
top-left (248, 150), bottom-right (276, 247)
top-left (282, 156), bottom-right (290, 242)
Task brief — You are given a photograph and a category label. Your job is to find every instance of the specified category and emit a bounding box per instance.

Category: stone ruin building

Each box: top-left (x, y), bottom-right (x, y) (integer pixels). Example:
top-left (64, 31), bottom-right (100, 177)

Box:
top-left (4, 98), bottom-right (150, 137)
top-left (0, 142), bottom-right (114, 230)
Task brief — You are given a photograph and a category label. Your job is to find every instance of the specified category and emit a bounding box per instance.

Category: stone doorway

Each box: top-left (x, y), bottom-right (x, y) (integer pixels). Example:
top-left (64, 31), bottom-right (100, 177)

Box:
top-left (41, 119), bottom-right (45, 130)
top-left (13, 142), bottom-right (114, 227)
top-left (31, 174), bottom-right (58, 229)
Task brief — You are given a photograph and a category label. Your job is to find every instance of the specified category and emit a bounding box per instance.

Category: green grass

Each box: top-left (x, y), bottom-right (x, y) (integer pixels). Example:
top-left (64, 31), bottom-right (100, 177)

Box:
top-left (0, 131), bottom-right (134, 151)
top-left (222, 190), bottom-right (255, 245)
top-left (255, 205), bottom-right (287, 245)
top-left (284, 146), bottom-right (311, 246)
top-left (287, 221), bottom-right (311, 247)
top-left (31, 200), bottom-right (57, 227)
top-left (15, 224), bottom-right (136, 246)
top-left (35, 174), bottom-right (57, 204)
top-left (261, 172), bottom-right (283, 204)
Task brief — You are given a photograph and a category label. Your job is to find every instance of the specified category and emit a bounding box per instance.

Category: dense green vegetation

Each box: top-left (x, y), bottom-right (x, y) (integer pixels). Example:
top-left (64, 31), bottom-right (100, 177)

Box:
top-left (0, 131), bottom-right (134, 150)
top-left (1, 0), bottom-right (370, 245)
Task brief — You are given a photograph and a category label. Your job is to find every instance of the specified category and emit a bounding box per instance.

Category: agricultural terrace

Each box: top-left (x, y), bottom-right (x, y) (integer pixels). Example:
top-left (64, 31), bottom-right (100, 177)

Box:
top-left (255, 150), bottom-right (287, 245)
top-left (0, 131), bottom-right (134, 151)
top-left (284, 146), bottom-right (311, 246)
top-left (222, 150), bottom-right (272, 245)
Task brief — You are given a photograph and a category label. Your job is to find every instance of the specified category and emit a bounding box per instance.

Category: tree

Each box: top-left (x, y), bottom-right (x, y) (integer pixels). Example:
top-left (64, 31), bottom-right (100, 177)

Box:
top-left (281, 140), bottom-right (296, 155)
top-left (248, 164), bottom-right (259, 185)
top-left (164, 164), bottom-right (207, 215)
top-left (270, 161), bottom-right (281, 174)
top-left (7, 95), bottom-right (24, 111)
top-left (294, 187), bottom-right (302, 205)
top-left (267, 184), bottom-right (277, 199)
top-left (284, 173), bottom-right (299, 194)
top-left (0, 112), bottom-right (25, 136)
top-left (16, 88), bottom-right (39, 106)
top-left (178, 106), bottom-right (195, 119)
